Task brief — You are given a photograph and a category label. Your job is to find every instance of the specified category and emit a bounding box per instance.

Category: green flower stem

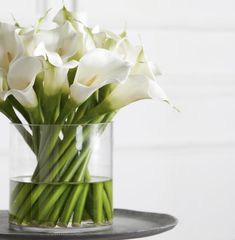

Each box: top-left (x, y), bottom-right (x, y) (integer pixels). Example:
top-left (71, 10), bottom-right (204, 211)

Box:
top-left (42, 94), bottom-right (61, 124)
top-left (72, 184), bottom-right (89, 226)
top-left (31, 126), bottom-right (40, 155)
top-left (82, 208), bottom-right (92, 221)
top-left (33, 125), bottom-right (91, 181)
top-left (10, 183), bottom-right (33, 218)
top-left (37, 125), bottom-right (62, 165)
top-left (10, 183), bottom-right (23, 207)
top-left (15, 185), bottom-right (47, 224)
top-left (25, 185), bottom-right (54, 224)
top-left (102, 189), bottom-right (112, 222)
top-left (34, 141), bottom-right (77, 182)
top-left (0, 101), bottom-right (34, 153)
top-left (60, 146), bottom-right (90, 182)
top-left (59, 185), bottom-right (84, 226)
top-left (92, 183), bottom-right (104, 224)
top-left (47, 186), bottom-right (72, 226)
top-left (85, 187), bottom-right (94, 220)
top-left (37, 184), bottom-right (68, 222)
top-left (104, 181), bottom-right (113, 208)
top-left (7, 96), bottom-right (30, 123)
top-left (28, 107), bottom-right (44, 154)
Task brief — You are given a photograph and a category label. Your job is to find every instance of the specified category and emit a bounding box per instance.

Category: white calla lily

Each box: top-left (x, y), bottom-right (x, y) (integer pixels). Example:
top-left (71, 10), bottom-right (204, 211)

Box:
top-left (85, 48), bottom-right (170, 115)
top-left (43, 61), bottom-right (78, 95)
top-left (19, 29), bottom-right (38, 56)
top-left (35, 42), bottom-right (78, 95)
top-left (37, 22), bottom-right (82, 63)
top-left (113, 38), bottom-right (138, 64)
top-left (70, 48), bottom-right (131, 105)
top-left (93, 28), bottom-right (120, 50)
top-left (0, 22), bottom-right (23, 70)
top-left (131, 48), bottom-right (161, 78)
top-left (53, 7), bottom-right (96, 57)
top-left (100, 75), bottom-right (169, 112)
top-left (79, 74), bottom-right (170, 122)
top-left (7, 56), bottom-right (42, 108)
top-left (53, 6), bottom-right (85, 33)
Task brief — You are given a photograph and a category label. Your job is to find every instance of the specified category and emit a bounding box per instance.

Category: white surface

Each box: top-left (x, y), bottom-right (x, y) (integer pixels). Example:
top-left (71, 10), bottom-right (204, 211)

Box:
top-left (0, 0), bottom-right (235, 239)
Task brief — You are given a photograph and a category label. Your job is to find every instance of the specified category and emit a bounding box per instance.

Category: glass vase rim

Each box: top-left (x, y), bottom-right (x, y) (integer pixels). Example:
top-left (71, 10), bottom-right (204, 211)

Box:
top-left (10, 121), bottom-right (113, 127)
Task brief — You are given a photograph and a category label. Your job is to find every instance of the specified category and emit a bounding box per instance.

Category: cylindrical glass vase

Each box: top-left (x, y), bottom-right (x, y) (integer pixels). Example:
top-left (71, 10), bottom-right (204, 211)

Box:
top-left (9, 123), bottom-right (113, 233)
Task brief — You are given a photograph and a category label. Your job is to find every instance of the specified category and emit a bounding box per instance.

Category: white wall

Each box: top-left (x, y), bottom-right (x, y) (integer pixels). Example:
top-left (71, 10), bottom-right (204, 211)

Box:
top-left (0, 1), bottom-right (235, 239)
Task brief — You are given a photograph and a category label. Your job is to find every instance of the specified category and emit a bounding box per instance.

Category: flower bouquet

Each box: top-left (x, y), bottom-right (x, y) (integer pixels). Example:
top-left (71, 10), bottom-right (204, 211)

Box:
top-left (0, 6), bottom-right (171, 232)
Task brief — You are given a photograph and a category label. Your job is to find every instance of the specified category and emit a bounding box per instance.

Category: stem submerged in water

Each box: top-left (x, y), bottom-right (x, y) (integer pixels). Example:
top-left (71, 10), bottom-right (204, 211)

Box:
top-left (10, 113), bottom-right (115, 228)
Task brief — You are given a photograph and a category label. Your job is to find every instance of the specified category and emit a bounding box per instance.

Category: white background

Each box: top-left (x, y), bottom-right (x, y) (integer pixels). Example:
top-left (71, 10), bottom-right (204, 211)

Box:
top-left (0, 1), bottom-right (235, 239)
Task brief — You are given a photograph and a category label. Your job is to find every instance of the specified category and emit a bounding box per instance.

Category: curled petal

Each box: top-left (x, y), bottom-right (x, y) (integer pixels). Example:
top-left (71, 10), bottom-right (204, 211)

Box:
top-left (8, 56), bottom-right (41, 90)
top-left (38, 22), bottom-right (82, 61)
top-left (7, 87), bottom-right (38, 109)
top-left (93, 29), bottom-right (120, 49)
top-left (70, 83), bottom-right (100, 105)
top-left (43, 64), bottom-right (72, 95)
top-left (7, 56), bottom-right (41, 108)
top-left (98, 75), bottom-right (169, 112)
top-left (131, 47), bottom-right (161, 79)
top-left (75, 48), bottom-right (131, 86)
top-left (113, 38), bottom-right (138, 64)
top-left (19, 29), bottom-right (38, 56)
top-left (70, 48), bottom-right (131, 104)
top-left (131, 61), bottom-right (161, 79)
top-left (0, 22), bottom-right (23, 70)
top-left (53, 6), bottom-right (87, 33)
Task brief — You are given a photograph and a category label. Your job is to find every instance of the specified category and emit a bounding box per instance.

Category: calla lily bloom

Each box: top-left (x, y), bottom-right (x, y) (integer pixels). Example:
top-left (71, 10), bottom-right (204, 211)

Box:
top-left (53, 7), bottom-right (96, 57)
top-left (53, 6), bottom-right (85, 33)
top-left (113, 37), bottom-right (138, 64)
top-left (85, 48), bottom-right (170, 116)
top-left (131, 48), bottom-right (161, 79)
top-left (35, 42), bottom-right (79, 95)
top-left (98, 75), bottom-right (169, 112)
top-left (43, 60), bottom-right (78, 95)
top-left (0, 22), bottom-right (23, 70)
top-left (70, 48), bottom-right (131, 105)
top-left (37, 22), bottom-right (82, 63)
top-left (7, 56), bottom-right (42, 109)
top-left (92, 27), bottom-right (120, 50)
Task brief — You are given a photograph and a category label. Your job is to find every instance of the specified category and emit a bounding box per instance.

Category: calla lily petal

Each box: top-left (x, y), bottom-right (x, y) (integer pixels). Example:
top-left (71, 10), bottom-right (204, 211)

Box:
top-left (7, 56), bottom-right (41, 108)
top-left (75, 48), bottom-right (130, 85)
top-left (0, 22), bottom-right (23, 70)
top-left (96, 75), bottom-right (169, 113)
top-left (43, 63), bottom-right (74, 95)
top-left (35, 42), bottom-right (78, 95)
top-left (113, 38), bottom-right (138, 64)
top-left (38, 22), bottom-right (82, 61)
top-left (53, 6), bottom-right (85, 33)
top-left (7, 88), bottom-right (38, 109)
top-left (131, 48), bottom-right (161, 79)
top-left (93, 29), bottom-right (120, 49)
top-left (70, 48), bottom-right (131, 104)
top-left (34, 42), bottom-right (79, 68)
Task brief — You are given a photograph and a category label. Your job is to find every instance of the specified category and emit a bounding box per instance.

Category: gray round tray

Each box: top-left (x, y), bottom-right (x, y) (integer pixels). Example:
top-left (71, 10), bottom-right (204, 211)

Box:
top-left (0, 209), bottom-right (177, 240)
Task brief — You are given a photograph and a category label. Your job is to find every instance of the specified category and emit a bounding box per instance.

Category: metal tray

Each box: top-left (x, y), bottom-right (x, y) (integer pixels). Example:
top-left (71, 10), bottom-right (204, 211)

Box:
top-left (0, 209), bottom-right (177, 240)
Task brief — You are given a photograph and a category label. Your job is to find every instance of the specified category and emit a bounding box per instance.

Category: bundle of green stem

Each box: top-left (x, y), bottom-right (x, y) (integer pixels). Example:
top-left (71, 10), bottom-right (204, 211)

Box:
top-left (3, 85), bottom-right (115, 228)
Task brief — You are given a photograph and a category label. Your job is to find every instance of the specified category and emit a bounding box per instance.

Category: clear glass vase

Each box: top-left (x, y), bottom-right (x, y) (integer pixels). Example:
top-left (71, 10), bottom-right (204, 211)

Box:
top-left (9, 123), bottom-right (113, 233)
